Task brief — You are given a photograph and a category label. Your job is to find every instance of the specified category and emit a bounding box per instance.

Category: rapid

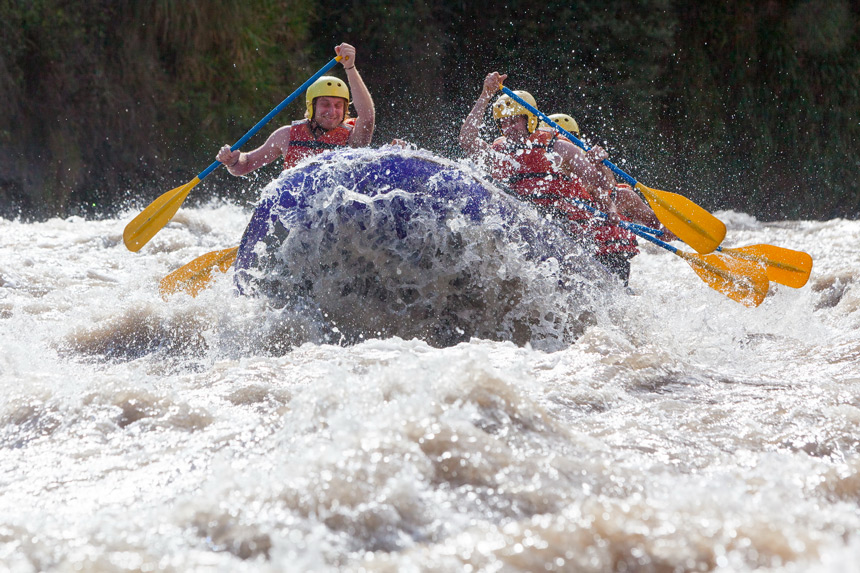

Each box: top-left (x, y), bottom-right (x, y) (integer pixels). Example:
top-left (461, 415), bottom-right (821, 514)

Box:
top-left (2, 147), bottom-right (859, 572)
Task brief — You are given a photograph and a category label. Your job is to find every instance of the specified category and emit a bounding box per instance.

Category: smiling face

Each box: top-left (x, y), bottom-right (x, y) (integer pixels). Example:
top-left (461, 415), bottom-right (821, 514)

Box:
top-left (498, 115), bottom-right (529, 140)
top-left (312, 96), bottom-right (347, 131)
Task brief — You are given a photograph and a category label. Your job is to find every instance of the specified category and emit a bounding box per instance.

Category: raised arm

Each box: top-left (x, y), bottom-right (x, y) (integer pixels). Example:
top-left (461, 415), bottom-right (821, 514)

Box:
top-left (336, 43), bottom-right (375, 147)
top-left (459, 72), bottom-right (507, 157)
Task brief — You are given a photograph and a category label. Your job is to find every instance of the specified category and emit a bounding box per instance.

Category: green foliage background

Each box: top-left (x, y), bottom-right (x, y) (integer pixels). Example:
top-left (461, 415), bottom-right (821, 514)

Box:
top-left (0, 0), bottom-right (857, 221)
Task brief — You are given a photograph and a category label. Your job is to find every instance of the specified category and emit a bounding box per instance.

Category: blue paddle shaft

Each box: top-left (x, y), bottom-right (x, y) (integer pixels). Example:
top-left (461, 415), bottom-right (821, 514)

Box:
top-left (557, 193), bottom-right (678, 255)
top-left (500, 87), bottom-right (637, 188)
top-left (197, 57), bottom-right (343, 181)
top-left (625, 223), bottom-right (678, 253)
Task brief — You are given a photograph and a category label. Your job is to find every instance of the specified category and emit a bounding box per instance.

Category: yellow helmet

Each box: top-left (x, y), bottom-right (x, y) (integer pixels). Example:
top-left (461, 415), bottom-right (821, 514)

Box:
top-left (305, 76), bottom-right (350, 120)
top-left (492, 90), bottom-right (538, 133)
top-left (543, 113), bottom-right (580, 136)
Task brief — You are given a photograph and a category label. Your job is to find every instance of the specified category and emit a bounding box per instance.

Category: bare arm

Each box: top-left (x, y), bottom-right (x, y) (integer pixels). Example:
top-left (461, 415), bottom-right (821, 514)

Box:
top-left (555, 141), bottom-right (616, 198)
top-left (459, 72), bottom-right (507, 157)
top-left (336, 43), bottom-right (375, 147)
top-left (594, 163), bottom-right (675, 238)
top-left (216, 125), bottom-right (291, 176)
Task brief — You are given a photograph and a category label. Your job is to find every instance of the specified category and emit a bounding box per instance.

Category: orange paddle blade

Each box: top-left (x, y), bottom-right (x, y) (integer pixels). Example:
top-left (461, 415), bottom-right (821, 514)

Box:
top-left (677, 250), bottom-right (770, 307)
top-left (159, 246), bottom-right (239, 299)
top-left (720, 244), bottom-right (812, 288)
top-left (635, 183), bottom-right (726, 255)
top-left (123, 178), bottom-right (200, 252)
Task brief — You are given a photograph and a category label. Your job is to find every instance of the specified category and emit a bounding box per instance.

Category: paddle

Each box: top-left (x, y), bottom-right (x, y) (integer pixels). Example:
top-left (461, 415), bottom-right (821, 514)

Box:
top-left (499, 86), bottom-right (727, 255)
top-left (719, 244), bottom-right (812, 288)
top-left (489, 177), bottom-right (768, 306)
top-left (629, 223), bottom-right (812, 288)
top-left (123, 56), bottom-right (344, 252)
top-left (497, 171), bottom-right (781, 300)
top-left (159, 247), bottom-right (239, 299)
top-left (629, 225), bottom-right (770, 307)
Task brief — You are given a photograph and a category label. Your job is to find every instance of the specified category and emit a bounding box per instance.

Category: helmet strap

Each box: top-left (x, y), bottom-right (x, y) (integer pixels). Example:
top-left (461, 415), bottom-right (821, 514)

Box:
top-left (308, 118), bottom-right (328, 138)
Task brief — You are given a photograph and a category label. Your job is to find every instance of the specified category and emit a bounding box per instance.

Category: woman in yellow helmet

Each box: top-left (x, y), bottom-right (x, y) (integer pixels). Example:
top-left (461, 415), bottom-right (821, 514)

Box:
top-left (541, 114), bottom-right (580, 137)
top-left (459, 71), bottom-right (622, 217)
top-left (216, 43), bottom-right (375, 176)
top-left (538, 112), bottom-right (678, 283)
top-left (535, 113), bottom-right (639, 282)
top-left (460, 71), bottom-right (675, 286)
top-left (542, 112), bottom-right (676, 237)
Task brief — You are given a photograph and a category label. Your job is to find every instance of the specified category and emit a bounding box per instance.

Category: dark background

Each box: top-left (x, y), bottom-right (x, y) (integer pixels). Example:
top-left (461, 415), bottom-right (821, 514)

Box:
top-left (1, 0), bottom-right (857, 221)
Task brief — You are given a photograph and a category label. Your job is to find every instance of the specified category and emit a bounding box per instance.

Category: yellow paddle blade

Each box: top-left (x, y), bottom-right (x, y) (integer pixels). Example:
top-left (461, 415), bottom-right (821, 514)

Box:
top-left (635, 183), bottom-right (726, 255)
top-left (123, 177), bottom-right (201, 252)
top-left (720, 245), bottom-right (813, 289)
top-left (677, 250), bottom-right (769, 307)
top-left (159, 246), bottom-right (239, 300)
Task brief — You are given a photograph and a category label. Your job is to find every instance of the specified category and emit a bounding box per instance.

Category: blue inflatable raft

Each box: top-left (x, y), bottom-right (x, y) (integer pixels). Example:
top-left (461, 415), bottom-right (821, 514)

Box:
top-left (234, 147), bottom-right (616, 349)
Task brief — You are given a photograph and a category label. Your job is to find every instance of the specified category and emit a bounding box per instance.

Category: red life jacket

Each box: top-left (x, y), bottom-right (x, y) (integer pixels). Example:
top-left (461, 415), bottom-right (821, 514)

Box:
top-left (544, 128), bottom-right (638, 256)
top-left (490, 131), bottom-right (638, 256)
top-left (590, 182), bottom-right (639, 257)
top-left (492, 130), bottom-right (639, 257)
top-left (490, 130), bottom-right (593, 223)
top-left (283, 118), bottom-right (354, 170)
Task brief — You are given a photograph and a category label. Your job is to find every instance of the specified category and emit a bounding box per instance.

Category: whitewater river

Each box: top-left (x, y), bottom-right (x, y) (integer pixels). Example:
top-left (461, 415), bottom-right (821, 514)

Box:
top-left (2, 150), bottom-right (859, 572)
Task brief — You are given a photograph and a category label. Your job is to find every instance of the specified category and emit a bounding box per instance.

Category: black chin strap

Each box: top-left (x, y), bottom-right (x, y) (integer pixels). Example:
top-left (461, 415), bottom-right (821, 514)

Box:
top-left (308, 120), bottom-right (328, 139)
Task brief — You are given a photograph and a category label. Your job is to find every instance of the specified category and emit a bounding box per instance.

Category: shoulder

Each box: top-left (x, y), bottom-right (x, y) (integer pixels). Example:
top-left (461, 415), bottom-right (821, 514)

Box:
top-left (262, 124), bottom-right (295, 154)
top-left (540, 128), bottom-right (571, 144)
top-left (530, 130), bottom-right (557, 145)
top-left (269, 123), bottom-right (294, 142)
top-left (289, 119), bottom-right (311, 132)
top-left (339, 119), bottom-right (355, 134)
